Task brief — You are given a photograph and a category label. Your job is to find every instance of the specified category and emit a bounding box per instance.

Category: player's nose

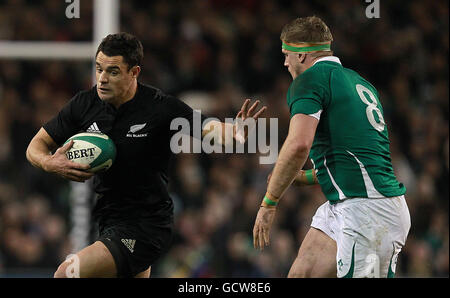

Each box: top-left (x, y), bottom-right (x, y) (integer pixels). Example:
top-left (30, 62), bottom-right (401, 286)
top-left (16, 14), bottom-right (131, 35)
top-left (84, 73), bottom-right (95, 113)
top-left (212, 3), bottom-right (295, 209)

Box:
top-left (98, 71), bottom-right (108, 84)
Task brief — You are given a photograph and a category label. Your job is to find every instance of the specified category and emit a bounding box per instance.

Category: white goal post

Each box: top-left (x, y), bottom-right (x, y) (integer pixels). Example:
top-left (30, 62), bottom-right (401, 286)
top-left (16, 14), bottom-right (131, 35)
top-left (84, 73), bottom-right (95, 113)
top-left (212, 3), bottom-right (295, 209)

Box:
top-left (0, 0), bottom-right (120, 253)
top-left (0, 0), bottom-right (119, 60)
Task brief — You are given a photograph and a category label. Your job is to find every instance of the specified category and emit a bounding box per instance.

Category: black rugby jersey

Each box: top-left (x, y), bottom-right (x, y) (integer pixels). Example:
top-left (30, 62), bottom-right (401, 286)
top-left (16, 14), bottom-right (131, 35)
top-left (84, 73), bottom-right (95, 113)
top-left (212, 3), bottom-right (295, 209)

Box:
top-left (44, 82), bottom-right (208, 221)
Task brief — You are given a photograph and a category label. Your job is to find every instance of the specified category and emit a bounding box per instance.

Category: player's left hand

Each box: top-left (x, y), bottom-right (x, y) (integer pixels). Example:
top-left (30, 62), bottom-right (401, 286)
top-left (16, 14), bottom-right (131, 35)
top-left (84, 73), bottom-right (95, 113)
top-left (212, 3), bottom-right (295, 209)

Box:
top-left (253, 205), bottom-right (276, 251)
top-left (234, 99), bottom-right (267, 143)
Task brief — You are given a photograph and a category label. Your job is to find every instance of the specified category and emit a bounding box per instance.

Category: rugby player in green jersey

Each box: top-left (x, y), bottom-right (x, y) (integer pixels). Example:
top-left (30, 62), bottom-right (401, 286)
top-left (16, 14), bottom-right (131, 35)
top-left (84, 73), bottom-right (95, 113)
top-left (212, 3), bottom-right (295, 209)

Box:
top-left (253, 16), bottom-right (410, 278)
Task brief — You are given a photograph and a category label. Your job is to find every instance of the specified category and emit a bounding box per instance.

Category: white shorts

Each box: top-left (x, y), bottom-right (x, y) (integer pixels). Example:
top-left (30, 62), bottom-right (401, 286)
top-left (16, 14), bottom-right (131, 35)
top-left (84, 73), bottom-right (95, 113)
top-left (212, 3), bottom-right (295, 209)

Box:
top-left (311, 196), bottom-right (411, 278)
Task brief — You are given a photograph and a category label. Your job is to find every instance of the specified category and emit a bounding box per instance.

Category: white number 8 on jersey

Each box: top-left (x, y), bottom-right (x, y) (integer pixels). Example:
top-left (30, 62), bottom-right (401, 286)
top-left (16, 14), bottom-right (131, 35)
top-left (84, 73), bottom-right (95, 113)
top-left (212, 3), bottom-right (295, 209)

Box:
top-left (356, 84), bottom-right (385, 132)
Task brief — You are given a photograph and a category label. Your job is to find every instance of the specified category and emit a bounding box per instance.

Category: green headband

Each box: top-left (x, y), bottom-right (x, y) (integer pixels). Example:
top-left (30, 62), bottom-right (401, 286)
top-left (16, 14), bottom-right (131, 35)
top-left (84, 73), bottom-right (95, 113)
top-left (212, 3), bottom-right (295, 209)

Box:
top-left (282, 41), bottom-right (331, 53)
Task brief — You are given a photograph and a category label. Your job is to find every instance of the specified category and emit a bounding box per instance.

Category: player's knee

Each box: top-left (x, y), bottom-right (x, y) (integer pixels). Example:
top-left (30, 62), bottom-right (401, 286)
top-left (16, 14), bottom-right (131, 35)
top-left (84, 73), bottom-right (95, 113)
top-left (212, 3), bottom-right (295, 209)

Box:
top-left (54, 262), bottom-right (68, 278)
top-left (288, 256), bottom-right (313, 278)
top-left (288, 266), bottom-right (310, 278)
top-left (134, 266), bottom-right (151, 278)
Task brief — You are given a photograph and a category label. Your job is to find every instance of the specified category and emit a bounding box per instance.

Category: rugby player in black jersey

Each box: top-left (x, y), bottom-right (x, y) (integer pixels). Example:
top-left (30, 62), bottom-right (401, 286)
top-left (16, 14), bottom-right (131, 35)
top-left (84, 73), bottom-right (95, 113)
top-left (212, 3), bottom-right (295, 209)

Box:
top-left (26, 33), bottom-right (266, 278)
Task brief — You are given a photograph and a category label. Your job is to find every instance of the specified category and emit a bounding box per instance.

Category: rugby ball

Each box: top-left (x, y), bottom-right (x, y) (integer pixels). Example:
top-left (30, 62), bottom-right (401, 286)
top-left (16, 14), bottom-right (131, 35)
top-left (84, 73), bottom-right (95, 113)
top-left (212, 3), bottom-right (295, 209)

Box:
top-left (64, 132), bottom-right (116, 173)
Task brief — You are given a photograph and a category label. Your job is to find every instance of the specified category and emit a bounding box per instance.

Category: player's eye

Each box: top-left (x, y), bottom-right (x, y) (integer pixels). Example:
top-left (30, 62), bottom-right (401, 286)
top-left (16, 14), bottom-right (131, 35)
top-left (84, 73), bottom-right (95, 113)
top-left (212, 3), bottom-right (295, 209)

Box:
top-left (111, 71), bottom-right (119, 76)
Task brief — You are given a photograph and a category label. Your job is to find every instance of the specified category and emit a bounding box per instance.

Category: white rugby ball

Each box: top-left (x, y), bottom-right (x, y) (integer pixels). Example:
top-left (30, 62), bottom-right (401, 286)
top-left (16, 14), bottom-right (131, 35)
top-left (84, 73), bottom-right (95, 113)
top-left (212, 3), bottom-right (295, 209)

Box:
top-left (64, 132), bottom-right (116, 173)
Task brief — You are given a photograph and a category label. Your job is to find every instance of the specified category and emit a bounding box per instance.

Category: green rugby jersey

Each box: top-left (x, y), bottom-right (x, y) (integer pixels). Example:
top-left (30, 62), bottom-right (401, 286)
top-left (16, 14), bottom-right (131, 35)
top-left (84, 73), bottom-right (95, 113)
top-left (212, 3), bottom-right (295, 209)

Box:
top-left (287, 57), bottom-right (405, 203)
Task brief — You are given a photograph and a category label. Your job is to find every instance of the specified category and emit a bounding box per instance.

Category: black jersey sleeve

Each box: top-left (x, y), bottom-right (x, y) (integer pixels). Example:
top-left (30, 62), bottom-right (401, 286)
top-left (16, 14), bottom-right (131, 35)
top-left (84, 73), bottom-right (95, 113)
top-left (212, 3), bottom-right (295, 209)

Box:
top-left (42, 91), bottom-right (85, 145)
top-left (161, 93), bottom-right (212, 140)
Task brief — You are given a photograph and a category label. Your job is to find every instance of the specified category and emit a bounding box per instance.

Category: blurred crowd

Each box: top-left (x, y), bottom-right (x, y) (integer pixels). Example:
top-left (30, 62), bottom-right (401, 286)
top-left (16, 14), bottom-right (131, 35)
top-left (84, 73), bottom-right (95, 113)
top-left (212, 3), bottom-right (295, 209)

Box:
top-left (0, 0), bottom-right (448, 277)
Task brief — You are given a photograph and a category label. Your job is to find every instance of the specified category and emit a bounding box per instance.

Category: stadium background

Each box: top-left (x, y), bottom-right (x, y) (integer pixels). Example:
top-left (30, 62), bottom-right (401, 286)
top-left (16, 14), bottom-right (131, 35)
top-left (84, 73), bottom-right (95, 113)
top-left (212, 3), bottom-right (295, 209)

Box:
top-left (0, 0), bottom-right (448, 277)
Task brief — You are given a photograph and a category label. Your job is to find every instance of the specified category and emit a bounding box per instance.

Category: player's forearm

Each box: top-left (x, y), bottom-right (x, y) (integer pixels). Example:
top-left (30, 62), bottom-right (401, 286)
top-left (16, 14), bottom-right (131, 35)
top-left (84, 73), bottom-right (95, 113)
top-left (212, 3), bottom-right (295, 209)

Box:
top-left (26, 129), bottom-right (58, 172)
top-left (266, 137), bottom-right (310, 199)
top-left (26, 138), bottom-right (53, 171)
top-left (201, 120), bottom-right (235, 147)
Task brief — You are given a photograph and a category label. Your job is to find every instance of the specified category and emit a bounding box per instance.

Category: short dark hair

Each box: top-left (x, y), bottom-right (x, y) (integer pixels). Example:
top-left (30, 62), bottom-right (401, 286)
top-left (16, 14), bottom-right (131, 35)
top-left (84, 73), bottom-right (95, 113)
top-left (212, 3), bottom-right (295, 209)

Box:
top-left (280, 16), bottom-right (333, 44)
top-left (96, 32), bottom-right (144, 70)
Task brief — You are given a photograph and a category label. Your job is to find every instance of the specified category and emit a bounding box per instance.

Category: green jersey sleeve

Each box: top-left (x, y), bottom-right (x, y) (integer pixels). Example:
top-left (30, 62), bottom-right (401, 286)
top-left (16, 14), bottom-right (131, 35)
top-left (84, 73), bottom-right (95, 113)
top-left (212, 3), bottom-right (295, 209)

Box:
top-left (287, 66), bottom-right (330, 117)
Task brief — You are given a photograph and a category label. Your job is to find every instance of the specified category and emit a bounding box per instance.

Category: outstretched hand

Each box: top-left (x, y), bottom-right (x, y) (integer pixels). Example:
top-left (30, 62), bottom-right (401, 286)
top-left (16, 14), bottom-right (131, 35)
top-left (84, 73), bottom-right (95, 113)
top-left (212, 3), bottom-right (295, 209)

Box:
top-left (234, 99), bottom-right (267, 143)
top-left (253, 206), bottom-right (276, 251)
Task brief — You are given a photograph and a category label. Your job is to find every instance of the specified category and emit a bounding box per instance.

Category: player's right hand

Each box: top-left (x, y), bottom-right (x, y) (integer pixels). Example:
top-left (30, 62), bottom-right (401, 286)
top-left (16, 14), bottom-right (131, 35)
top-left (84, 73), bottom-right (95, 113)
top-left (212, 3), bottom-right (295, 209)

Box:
top-left (43, 140), bottom-right (93, 182)
top-left (253, 205), bottom-right (276, 251)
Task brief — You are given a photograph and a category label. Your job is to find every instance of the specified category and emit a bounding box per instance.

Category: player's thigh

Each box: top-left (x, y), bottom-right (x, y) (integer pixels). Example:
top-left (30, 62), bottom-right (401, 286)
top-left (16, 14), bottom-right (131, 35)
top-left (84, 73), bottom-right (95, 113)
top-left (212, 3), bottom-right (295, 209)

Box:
top-left (288, 227), bottom-right (337, 278)
top-left (340, 196), bottom-right (411, 278)
top-left (134, 266), bottom-right (151, 278)
top-left (55, 241), bottom-right (117, 278)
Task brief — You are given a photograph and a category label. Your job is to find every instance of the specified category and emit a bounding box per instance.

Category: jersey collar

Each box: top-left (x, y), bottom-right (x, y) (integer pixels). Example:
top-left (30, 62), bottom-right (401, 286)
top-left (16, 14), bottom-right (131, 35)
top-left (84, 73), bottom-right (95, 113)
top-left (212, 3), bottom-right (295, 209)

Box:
top-left (313, 56), bottom-right (342, 66)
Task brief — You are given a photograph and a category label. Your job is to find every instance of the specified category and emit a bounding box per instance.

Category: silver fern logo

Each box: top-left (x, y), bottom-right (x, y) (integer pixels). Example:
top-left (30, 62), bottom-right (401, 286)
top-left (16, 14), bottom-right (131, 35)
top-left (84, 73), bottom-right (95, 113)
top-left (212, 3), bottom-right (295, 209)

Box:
top-left (126, 123), bottom-right (148, 137)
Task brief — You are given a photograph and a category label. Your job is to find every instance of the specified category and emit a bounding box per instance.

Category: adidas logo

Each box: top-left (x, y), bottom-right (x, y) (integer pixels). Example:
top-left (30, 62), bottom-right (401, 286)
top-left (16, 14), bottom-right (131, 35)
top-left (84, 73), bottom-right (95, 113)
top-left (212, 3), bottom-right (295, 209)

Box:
top-left (121, 239), bottom-right (136, 253)
top-left (87, 122), bottom-right (101, 133)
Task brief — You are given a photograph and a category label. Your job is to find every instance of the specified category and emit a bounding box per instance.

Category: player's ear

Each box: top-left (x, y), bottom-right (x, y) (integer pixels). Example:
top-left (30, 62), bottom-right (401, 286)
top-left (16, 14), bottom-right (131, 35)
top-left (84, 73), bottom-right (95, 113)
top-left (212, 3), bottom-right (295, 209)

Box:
top-left (130, 65), bottom-right (141, 78)
top-left (298, 53), bottom-right (306, 63)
